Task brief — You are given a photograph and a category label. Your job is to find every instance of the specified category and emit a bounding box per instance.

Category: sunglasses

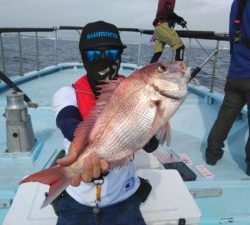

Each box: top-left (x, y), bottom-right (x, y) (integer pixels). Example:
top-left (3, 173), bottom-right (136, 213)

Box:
top-left (85, 49), bottom-right (121, 62)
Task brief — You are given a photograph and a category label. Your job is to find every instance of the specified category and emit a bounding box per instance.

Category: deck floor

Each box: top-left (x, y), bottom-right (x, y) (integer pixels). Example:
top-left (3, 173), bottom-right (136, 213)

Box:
top-left (0, 65), bottom-right (250, 225)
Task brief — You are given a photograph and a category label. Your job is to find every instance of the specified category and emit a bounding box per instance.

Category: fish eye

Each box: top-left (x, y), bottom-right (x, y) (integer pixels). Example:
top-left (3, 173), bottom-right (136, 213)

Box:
top-left (157, 65), bottom-right (168, 73)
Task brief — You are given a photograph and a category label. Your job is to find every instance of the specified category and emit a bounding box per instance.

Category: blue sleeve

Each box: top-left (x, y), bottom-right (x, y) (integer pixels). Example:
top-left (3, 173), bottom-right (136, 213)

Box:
top-left (229, 1), bottom-right (237, 44)
top-left (56, 106), bottom-right (82, 142)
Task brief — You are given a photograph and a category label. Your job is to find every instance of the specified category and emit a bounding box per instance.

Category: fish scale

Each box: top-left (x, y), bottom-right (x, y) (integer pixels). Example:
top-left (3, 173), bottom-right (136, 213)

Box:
top-left (90, 84), bottom-right (156, 164)
top-left (97, 90), bottom-right (156, 163)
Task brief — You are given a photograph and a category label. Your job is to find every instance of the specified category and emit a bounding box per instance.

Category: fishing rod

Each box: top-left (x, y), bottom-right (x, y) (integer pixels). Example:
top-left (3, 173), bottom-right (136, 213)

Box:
top-left (184, 25), bottom-right (211, 57)
top-left (190, 48), bottom-right (218, 80)
top-left (0, 71), bottom-right (38, 108)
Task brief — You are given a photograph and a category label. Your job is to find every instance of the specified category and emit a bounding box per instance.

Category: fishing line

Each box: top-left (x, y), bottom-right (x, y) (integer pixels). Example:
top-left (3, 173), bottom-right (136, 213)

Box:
top-left (184, 25), bottom-right (211, 57)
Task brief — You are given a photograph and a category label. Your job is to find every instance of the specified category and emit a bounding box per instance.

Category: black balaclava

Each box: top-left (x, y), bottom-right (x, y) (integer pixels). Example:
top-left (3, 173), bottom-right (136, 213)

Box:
top-left (83, 52), bottom-right (122, 95)
top-left (79, 21), bottom-right (126, 95)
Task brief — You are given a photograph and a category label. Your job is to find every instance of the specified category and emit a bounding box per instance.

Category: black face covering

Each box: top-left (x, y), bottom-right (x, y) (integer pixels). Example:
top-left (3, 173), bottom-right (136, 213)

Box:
top-left (84, 57), bottom-right (121, 95)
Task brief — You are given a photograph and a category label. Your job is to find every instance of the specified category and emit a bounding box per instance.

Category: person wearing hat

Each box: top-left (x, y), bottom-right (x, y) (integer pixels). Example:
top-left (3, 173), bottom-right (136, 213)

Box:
top-left (52, 21), bottom-right (159, 225)
top-left (150, 0), bottom-right (187, 63)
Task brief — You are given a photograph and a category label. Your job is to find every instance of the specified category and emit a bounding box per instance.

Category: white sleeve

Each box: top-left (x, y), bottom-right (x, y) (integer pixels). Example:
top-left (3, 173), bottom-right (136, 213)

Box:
top-left (52, 86), bottom-right (77, 117)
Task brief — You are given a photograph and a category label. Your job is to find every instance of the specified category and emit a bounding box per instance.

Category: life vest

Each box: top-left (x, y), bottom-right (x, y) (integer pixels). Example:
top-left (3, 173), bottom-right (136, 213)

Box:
top-left (73, 74), bottom-right (124, 119)
top-left (73, 75), bottom-right (95, 119)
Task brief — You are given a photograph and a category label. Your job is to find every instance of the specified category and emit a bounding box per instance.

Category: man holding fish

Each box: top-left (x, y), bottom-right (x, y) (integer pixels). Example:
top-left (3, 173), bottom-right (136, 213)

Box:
top-left (53, 21), bottom-right (158, 225)
top-left (21, 21), bottom-right (191, 225)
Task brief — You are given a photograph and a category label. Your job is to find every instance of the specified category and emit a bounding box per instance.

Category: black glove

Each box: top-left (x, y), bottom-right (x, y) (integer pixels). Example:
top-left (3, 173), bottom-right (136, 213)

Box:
top-left (143, 136), bottom-right (159, 153)
top-left (178, 17), bottom-right (187, 28)
top-left (170, 12), bottom-right (187, 28)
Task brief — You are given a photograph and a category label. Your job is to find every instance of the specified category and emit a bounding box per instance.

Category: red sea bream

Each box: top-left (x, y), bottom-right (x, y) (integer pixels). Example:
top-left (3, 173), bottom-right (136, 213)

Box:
top-left (20, 61), bottom-right (191, 207)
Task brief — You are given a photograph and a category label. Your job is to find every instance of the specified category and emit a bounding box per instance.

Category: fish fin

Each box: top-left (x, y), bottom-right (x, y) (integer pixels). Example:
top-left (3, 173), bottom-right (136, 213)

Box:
top-left (72, 121), bottom-right (92, 154)
top-left (97, 77), bottom-right (125, 102)
top-left (153, 148), bottom-right (174, 164)
top-left (73, 77), bottom-right (125, 150)
top-left (20, 166), bottom-right (69, 208)
top-left (156, 121), bottom-right (171, 146)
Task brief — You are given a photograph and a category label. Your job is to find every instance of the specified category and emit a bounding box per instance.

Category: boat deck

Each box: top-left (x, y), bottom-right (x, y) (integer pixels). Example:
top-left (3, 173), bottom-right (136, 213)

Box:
top-left (0, 63), bottom-right (250, 225)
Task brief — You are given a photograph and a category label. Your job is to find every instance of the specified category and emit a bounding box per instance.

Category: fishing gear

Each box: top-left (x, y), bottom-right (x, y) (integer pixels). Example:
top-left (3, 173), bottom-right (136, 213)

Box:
top-left (0, 71), bottom-right (38, 108)
top-left (190, 48), bottom-right (218, 80)
top-left (233, 0), bottom-right (250, 49)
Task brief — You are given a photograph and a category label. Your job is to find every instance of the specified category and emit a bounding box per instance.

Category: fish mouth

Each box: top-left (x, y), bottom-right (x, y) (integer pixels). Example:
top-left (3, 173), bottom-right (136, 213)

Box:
top-left (155, 66), bottom-right (191, 99)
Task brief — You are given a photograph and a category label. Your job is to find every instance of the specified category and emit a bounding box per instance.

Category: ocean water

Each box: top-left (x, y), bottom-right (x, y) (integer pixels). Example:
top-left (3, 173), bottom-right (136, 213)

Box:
top-left (0, 36), bottom-right (230, 93)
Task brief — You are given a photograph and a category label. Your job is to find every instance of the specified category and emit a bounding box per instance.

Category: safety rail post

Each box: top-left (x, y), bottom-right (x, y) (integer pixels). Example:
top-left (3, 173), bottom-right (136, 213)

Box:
top-left (54, 27), bottom-right (58, 65)
top-left (186, 38), bottom-right (192, 65)
top-left (0, 33), bottom-right (6, 74)
top-left (35, 31), bottom-right (39, 71)
top-left (17, 32), bottom-right (23, 75)
top-left (209, 40), bottom-right (220, 93)
top-left (137, 31), bottom-right (142, 66)
top-left (76, 29), bottom-right (82, 63)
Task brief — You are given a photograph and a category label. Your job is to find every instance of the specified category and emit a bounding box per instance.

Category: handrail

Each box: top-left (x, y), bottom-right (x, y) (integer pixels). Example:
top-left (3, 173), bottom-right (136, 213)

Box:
top-left (0, 26), bottom-right (230, 92)
top-left (0, 27), bottom-right (58, 74)
top-left (59, 26), bottom-right (228, 41)
top-left (0, 27), bottom-right (229, 41)
top-left (0, 28), bottom-right (56, 33)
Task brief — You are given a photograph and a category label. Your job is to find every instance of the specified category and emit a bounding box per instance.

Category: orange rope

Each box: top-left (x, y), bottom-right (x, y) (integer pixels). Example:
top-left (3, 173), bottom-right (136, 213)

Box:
top-left (95, 183), bottom-right (102, 202)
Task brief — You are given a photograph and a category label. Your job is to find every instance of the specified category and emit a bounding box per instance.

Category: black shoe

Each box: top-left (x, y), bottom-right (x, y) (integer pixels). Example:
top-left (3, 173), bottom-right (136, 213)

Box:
top-left (206, 157), bottom-right (219, 166)
top-left (246, 166), bottom-right (250, 176)
top-left (205, 149), bottom-right (223, 166)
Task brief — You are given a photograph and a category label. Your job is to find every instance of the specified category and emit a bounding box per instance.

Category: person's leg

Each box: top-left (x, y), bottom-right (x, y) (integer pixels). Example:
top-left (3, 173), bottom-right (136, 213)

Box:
top-left (151, 23), bottom-right (179, 63)
top-left (175, 45), bottom-right (185, 61)
top-left (155, 23), bottom-right (184, 60)
top-left (101, 193), bottom-right (146, 225)
top-left (206, 78), bottom-right (245, 165)
top-left (150, 28), bottom-right (165, 63)
top-left (150, 51), bottom-right (162, 63)
top-left (56, 194), bottom-right (93, 225)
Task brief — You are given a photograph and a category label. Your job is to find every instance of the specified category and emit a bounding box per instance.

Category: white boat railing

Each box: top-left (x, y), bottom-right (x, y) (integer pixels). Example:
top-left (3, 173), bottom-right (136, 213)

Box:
top-left (0, 26), bottom-right (229, 92)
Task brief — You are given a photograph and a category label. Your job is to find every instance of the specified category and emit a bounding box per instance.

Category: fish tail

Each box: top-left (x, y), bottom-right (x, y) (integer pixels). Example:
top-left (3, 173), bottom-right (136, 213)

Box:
top-left (20, 165), bottom-right (69, 208)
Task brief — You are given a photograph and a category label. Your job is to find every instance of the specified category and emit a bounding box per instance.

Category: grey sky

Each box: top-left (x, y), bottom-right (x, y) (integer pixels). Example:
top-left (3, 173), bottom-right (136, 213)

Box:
top-left (0, 0), bottom-right (231, 33)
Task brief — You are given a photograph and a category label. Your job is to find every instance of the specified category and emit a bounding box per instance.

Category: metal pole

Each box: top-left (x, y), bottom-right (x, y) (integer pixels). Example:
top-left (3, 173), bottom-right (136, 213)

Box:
top-left (18, 32), bottom-right (23, 75)
top-left (137, 31), bottom-right (142, 66)
top-left (35, 32), bottom-right (39, 71)
top-left (185, 26), bottom-right (210, 57)
top-left (54, 27), bottom-right (58, 65)
top-left (0, 33), bottom-right (6, 74)
top-left (0, 71), bottom-right (38, 108)
top-left (76, 30), bottom-right (82, 63)
top-left (186, 38), bottom-right (192, 65)
top-left (209, 40), bottom-right (220, 93)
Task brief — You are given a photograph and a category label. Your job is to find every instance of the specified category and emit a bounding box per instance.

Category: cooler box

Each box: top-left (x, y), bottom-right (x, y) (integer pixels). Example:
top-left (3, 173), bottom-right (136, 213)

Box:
top-left (4, 169), bottom-right (201, 225)
top-left (137, 169), bottom-right (201, 225)
top-left (3, 183), bottom-right (57, 225)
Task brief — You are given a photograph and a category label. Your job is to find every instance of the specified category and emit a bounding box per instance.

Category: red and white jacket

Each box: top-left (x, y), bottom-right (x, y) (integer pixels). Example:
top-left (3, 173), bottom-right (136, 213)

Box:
top-left (52, 75), bottom-right (139, 207)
